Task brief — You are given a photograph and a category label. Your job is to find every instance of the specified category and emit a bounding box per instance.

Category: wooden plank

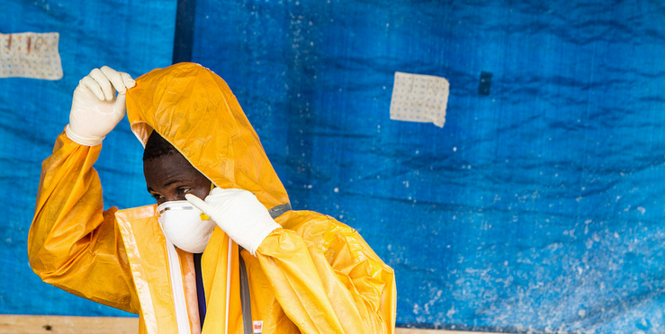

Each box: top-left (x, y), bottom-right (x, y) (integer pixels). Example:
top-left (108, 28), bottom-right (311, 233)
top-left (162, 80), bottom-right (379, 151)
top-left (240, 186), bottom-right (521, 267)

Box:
top-left (0, 315), bottom-right (482, 334)
top-left (0, 315), bottom-right (138, 334)
top-left (396, 327), bottom-right (481, 334)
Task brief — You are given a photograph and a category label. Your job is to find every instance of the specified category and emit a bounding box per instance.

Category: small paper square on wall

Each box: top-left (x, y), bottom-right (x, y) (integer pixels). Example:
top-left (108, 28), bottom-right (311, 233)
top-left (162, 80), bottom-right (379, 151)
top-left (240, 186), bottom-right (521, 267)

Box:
top-left (390, 72), bottom-right (449, 128)
top-left (0, 32), bottom-right (63, 80)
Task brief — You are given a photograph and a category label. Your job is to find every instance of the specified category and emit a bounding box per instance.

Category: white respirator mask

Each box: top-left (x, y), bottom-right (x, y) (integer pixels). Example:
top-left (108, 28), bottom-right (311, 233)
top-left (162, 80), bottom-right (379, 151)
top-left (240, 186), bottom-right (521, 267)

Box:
top-left (157, 200), bottom-right (217, 253)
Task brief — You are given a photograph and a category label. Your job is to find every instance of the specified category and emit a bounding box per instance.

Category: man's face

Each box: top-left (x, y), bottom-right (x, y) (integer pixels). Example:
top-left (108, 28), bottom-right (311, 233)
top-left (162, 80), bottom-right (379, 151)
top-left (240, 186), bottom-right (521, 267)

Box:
top-left (143, 152), bottom-right (212, 205)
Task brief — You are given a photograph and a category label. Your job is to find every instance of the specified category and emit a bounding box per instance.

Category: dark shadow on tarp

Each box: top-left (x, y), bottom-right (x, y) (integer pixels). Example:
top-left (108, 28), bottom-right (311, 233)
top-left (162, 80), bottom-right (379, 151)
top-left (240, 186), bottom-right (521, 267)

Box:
top-left (173, 0), bottom-right (197, 64)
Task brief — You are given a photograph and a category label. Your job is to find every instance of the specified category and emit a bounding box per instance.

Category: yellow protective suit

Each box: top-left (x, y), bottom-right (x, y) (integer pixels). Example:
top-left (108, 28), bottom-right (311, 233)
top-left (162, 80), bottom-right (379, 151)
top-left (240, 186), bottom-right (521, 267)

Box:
top-left (28, 62), bottom-right (397, 334)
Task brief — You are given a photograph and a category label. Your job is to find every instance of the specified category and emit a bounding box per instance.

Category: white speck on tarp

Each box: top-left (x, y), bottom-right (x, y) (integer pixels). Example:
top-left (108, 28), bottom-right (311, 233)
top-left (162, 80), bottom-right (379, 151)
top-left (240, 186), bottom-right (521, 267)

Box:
top-left (389, 71), bottom-right (449, 127)
top-left (0, 32), bottom-right (63, 80)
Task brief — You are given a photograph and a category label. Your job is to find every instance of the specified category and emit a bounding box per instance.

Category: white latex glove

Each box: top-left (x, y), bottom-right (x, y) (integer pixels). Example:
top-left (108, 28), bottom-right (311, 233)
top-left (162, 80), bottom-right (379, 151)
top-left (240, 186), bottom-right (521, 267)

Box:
top-left (185, 188), bottom-right (281, 256)
top-left (65, 66), bottom-right (136, 146)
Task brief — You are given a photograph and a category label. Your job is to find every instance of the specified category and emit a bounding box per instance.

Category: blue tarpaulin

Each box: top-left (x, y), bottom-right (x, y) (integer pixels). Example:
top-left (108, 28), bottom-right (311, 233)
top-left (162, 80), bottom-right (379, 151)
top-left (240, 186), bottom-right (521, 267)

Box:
top-left (3, 0), bottom-right (665, 333)
top-left (1, 0), bottom-right (176, 318)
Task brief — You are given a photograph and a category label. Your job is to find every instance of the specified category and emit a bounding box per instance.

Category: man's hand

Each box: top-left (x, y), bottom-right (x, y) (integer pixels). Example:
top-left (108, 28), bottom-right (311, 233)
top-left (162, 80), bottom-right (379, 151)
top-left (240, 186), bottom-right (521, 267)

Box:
top-left (65, 66), bottom-right (135, 146)
top-left (186, 188), bottom-right (281, 256)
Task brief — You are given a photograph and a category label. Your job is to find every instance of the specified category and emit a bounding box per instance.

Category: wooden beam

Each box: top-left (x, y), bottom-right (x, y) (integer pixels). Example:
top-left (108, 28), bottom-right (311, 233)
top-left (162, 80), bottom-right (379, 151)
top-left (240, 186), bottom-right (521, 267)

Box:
top-left (396, 327), bottom-right (480, 334)
top-left (0, 315), bottom-right (138, 334)
top-left (0, 315), bottom-right (477, 334)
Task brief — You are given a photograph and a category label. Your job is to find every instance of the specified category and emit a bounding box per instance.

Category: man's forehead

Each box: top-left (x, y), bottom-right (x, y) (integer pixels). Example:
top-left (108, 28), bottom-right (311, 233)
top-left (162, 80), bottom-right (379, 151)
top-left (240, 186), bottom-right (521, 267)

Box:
top-left (144, 153), bottom-right (199, 185)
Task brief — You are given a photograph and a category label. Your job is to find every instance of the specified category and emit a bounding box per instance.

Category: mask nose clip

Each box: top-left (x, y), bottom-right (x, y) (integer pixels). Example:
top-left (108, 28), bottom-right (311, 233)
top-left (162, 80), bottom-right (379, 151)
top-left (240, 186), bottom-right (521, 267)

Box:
top-left (156, 200), bottom-right (217, 254)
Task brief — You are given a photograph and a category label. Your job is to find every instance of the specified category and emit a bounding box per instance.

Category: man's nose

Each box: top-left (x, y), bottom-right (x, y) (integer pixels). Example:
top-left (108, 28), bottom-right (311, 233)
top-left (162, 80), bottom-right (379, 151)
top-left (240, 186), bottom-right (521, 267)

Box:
top-left (165, 194), bottom-right (187, 202)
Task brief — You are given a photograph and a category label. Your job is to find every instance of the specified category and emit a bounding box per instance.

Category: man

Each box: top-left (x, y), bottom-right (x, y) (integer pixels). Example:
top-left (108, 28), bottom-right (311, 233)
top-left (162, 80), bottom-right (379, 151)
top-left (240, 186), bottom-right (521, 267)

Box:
top-left (28, 63), bottom-right (396, 334)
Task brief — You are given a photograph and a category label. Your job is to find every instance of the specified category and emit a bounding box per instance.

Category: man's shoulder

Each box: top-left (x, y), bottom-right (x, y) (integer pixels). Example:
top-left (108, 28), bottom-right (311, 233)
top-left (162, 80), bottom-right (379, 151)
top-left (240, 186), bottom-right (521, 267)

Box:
top-left (277, 210), bottom-right (372, 258)
top-left (278, 210), bottom-right (356, 238)
top-left (115, 204), bottom-right (158, 223)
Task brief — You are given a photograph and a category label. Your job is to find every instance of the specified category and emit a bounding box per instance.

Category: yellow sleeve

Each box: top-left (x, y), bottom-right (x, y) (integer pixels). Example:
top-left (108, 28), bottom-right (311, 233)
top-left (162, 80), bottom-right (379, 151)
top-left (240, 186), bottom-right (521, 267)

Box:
top-left (255, 212), bottom-right (397, 334)
top-left (28, 132), bottom-right (140, 314)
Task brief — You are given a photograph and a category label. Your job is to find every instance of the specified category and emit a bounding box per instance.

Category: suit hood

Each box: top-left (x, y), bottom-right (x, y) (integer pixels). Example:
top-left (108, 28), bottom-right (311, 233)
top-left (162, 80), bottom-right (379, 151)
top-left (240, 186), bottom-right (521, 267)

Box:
top-left (126, 62), bottom-right (289, 211)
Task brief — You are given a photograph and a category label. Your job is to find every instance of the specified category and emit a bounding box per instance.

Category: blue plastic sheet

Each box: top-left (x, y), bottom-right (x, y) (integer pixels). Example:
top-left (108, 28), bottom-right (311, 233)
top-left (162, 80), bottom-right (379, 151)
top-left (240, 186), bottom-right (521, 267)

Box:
top-left (4, 0), bottom-right (665, 333)
top-left (0, 0), bottom-right (176, 317)
top-left (190, 0), bottom-right (665, 333)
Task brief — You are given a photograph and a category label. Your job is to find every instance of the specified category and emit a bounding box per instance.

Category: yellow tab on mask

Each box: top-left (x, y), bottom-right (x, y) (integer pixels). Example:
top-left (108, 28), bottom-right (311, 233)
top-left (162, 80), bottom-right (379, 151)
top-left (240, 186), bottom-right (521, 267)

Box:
top-left (199, 183), bottom-right (215, 220)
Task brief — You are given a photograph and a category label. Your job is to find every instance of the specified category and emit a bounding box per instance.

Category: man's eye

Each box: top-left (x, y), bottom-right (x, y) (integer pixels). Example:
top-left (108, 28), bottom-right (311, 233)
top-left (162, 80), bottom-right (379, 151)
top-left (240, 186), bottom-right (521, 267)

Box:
top-left (178, 188), bottom-right (192, 194)
top-left (152, 194), bottom-right (164, 200)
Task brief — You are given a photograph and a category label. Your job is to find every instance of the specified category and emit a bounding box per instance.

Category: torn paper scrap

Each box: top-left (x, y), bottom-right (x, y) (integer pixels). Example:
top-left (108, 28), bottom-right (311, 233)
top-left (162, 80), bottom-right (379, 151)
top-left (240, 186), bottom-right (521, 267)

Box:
top-left (390, 71), bottom-right (449, 128)
top-left (1, 32), bottom-right (63, 80)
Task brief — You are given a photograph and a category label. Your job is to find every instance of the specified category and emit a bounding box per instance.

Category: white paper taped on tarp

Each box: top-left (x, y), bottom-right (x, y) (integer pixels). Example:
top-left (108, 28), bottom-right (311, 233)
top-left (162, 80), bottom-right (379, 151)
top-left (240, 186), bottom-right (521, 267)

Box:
top-left (390, 72), bottom-right (449, 128)
top-left (0, 32), bottom-right (63, 80)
